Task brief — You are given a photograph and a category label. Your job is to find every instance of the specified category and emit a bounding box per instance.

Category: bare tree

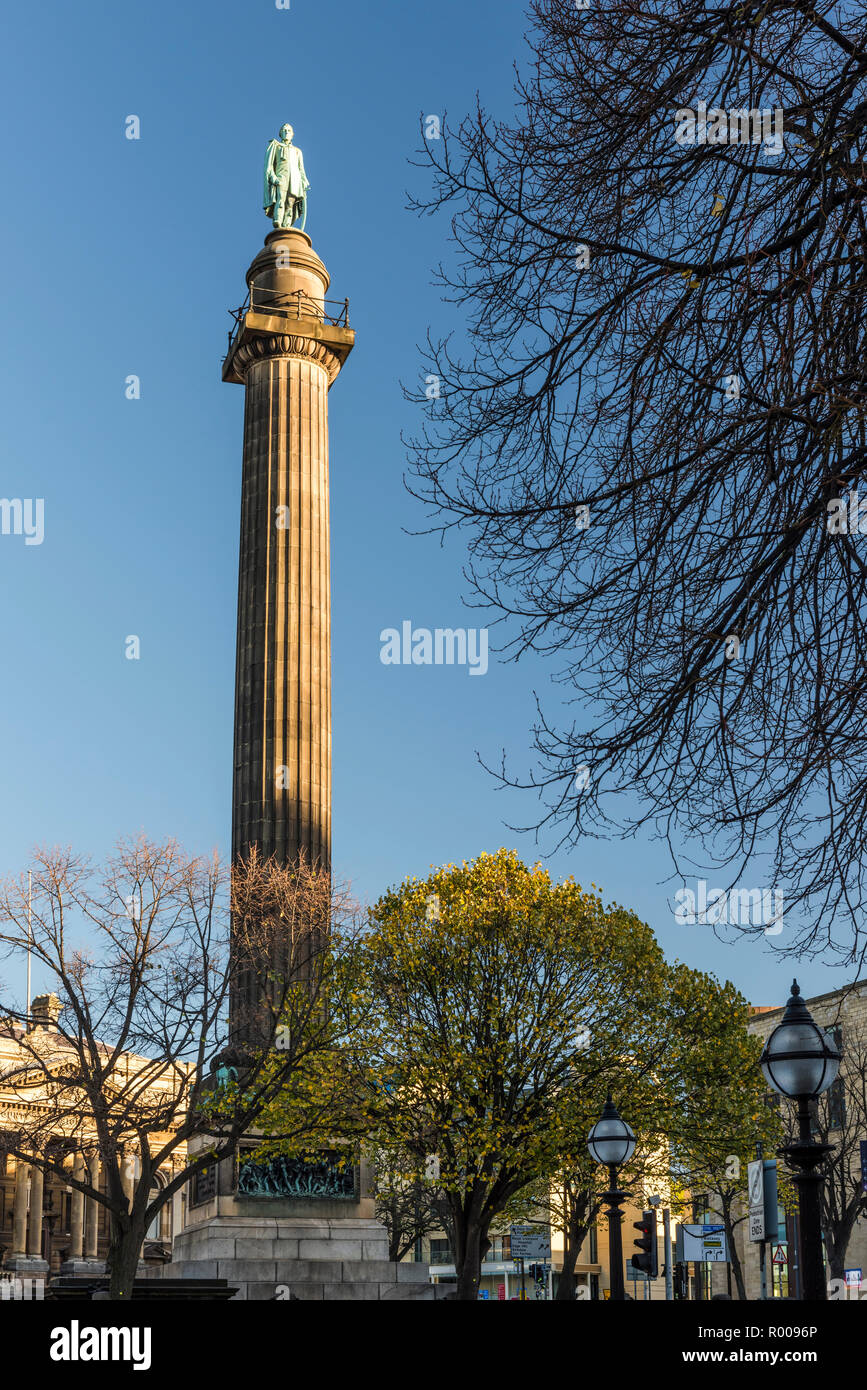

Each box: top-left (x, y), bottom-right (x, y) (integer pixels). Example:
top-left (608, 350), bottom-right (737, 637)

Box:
top-left (406, 0), bottom-right (867, 961)
top-left (0, 838), bottom-right (353, 1299)
top-left (372, 1145), bottom-right (447, 1264)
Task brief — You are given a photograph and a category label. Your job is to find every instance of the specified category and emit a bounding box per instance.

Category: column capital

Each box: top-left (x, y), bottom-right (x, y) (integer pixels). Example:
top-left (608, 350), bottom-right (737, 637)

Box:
top-left (232, 331), bottom-right (344, 384)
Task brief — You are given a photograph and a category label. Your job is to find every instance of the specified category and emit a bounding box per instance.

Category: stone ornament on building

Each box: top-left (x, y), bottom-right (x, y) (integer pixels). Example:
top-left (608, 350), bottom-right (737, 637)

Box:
top-left (232, 332), bottom-right (342, 385)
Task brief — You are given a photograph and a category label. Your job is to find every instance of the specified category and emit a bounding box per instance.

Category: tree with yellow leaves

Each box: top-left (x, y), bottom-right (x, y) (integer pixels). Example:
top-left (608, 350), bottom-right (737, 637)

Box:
top-left (663, 970), bottom-right (784, 1300)
top-left (355, 848), bottom-right (675, 1300)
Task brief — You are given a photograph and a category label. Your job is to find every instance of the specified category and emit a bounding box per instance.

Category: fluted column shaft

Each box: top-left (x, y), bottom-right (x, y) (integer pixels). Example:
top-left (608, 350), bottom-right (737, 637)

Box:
top-left (232, 350), bottom-right (332, 870)
top-left (11, 1157), bottom-right (29, 1257)
top-left (122, 1154), bottom-right (136, 1213)
top-left (84, 1152), bottom-right (100, 1259)
top-left (226, 229), bottom-right (352, 1043)
top-left (27, 1159), bottom-right (43, 1257)
top-left (69, 1154), bottom-right (85, 1259)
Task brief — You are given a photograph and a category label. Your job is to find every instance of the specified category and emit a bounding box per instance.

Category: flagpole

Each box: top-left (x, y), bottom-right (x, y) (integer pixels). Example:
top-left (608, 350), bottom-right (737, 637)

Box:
top-left (26, 869), bottom-right (32, 1022)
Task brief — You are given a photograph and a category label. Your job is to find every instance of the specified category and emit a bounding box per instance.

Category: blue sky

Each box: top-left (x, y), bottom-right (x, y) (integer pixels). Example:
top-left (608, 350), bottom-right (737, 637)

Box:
top-left (0, 0), bottom-right (848, 1010)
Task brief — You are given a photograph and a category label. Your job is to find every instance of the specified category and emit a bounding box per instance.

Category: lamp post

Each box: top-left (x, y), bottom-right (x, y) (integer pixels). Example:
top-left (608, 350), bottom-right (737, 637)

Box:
top-left (759, 979), bottom-right (841, 1301)
top-left (587, 1093), bottom-right (636, 1301)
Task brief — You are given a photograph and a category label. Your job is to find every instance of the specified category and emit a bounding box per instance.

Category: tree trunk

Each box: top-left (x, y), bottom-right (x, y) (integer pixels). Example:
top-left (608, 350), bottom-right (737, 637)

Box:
top-left (555, 1237), bottom-right (579, 1301)
top-left (555, 1216), bottom-right (591, 1302)
top-left (825, 1228), bottom-right (849, 1284)
top-left (453, 1221), bottom-right (486, 1300)
top-left (556, 1200), bottom-right (592, 1301)
top-left (725, 1215), bottom-right (747, 1301)
top-left (106, 1217), bottom-right (145, 1300)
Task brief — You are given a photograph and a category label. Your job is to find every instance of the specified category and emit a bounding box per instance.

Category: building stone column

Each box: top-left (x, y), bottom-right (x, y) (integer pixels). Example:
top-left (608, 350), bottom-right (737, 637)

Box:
top-left (5, 1153), bottom-right (48, 1273)
top-left (69, 1154), bottom-right (85, 1259)
top-left (26, 1159), bottom-right (43, 1258)
top-left (122, 1154), bottom-right (136, 1214)
top-left (159, 1185), bottom-right (171, 1241)
top-left (11, 1156), bottom-right (29, 1256)
top-left (84, 1152), bottom-right (100, 1259)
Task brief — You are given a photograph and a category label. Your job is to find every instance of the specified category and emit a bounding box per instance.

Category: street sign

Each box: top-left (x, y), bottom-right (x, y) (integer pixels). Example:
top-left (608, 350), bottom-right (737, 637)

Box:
top-left (772, 1244), bottom-right (787, 1265)
top-left (497, 1283), bottom-right (506, 1301)
top-left (748, 1160), bottom-right (765, 1241)
top-left (509, 1226), bottom-right (551, 1261)
top-left (676, 1223), bottom-right (729, 1263)
top-left (747, 1158), bottom-right (779, 1242)
top-left (761, 1161), bottom-right (779, 1242)
top-left (845, 1268), bottom-right (862, 1289)
top-left (749, 1211), bottom-right (765, 1240)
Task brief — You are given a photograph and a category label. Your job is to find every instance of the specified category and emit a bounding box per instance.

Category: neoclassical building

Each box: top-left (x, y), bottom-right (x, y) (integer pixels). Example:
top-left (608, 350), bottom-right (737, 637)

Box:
top-left (0, 994), bottom-right (186, 1277)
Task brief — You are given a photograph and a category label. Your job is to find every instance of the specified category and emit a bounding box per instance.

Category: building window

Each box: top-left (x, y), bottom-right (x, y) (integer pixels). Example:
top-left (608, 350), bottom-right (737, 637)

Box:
top-left (827, 1077), bottom-right (846, 1130)
top-left (429, 1237), bottom-right (453, 1264)
top-left (589, 1221), bottom-right (598, 1263)
top-left (826, 1027), bottom-right (845, 1129)
top-left (484, 1234), bottom-right (510, 1262)
top-left (145, 1196), bottom-right (162, 1241)
top-left (692, 1194), bottom-right (710, 1224)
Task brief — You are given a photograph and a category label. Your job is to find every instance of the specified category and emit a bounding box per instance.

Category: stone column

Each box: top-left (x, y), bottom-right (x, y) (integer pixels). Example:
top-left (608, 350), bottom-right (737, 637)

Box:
top-left (84, 1152), bottom-right (100, 1259)
top-left (26, 1159), bottom-right (43, 1258)
top-left (225, 227), bottom-right (353, 1041)
top-left (69, 1155), bottom-right (85, 1259)
top-left (231, 252), bottom-right (339, 872)
top-left (11, 1156), bottom-right (29, 1257)
top-left (122, 1154), bottom-right (136, 1214)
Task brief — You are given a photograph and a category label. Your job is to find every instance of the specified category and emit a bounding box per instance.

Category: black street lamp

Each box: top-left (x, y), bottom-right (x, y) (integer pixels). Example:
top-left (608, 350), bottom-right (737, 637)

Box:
top-left (759, 979), bottom-right (841, 1301)
top-left (587, 1093), bottom-right (636, 1301)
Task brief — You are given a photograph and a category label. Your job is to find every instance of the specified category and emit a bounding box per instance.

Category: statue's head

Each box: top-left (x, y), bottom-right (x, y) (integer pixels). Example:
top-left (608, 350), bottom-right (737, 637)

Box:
top-left (280, 123), bottom-right (294, 143)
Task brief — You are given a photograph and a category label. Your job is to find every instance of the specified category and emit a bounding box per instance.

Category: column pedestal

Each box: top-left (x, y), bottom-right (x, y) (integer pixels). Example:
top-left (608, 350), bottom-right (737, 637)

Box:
top-left (149, 1128), bottom-right (439, 1297)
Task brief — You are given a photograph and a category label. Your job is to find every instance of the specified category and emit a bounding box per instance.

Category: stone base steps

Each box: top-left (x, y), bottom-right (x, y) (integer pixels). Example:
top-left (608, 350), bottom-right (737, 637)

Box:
top-left (149, 1216), bottom-right (442, 1300)
top-left (151, 1259), bottom-right (439, 1301)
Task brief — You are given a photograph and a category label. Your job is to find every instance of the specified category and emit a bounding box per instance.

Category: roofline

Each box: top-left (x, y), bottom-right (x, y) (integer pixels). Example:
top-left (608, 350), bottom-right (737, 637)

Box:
top-left (749, 977), bottom-right (867, 1022)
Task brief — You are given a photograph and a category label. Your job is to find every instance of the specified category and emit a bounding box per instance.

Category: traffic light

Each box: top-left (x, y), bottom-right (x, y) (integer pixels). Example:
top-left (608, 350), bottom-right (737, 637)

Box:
top-left (632, 1208), bottom-right (658, 1278)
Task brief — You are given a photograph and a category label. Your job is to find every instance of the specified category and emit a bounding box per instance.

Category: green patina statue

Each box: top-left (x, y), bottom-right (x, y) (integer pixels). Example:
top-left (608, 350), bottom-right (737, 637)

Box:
top-left (264, 123), bottom-right (310, 233)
